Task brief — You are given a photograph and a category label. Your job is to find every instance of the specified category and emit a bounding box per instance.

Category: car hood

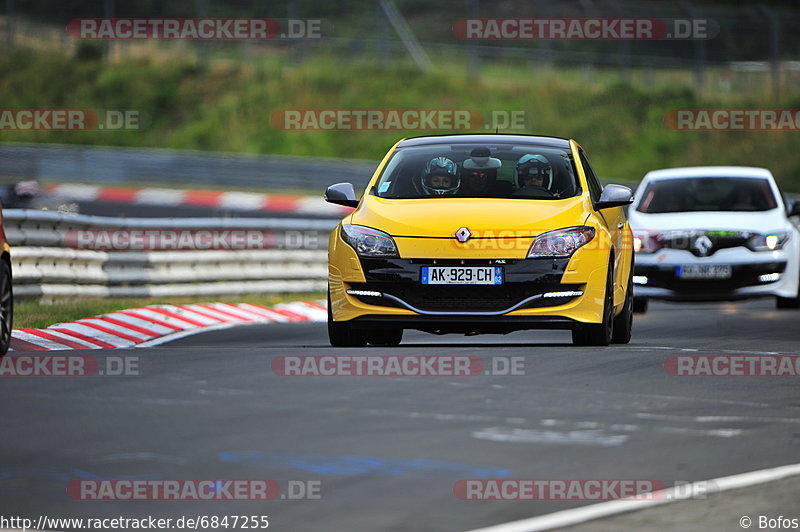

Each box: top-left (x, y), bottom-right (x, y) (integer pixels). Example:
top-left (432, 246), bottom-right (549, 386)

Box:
top-left (350, 195), bottom-right (589, 238)
top-left (629, 209), bottom-right (792, 233)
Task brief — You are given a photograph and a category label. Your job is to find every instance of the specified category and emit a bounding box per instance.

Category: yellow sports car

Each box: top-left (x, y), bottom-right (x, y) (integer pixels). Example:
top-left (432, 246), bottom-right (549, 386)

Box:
top-left (324, 134), bottom-right (634, 347)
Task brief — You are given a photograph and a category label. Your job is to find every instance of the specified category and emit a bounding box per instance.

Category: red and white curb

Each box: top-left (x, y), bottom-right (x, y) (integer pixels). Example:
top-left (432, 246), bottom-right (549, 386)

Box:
top-left (46, 183), bottom-right (353, 216)
top-left (10, 300), bottom-right (327, 352)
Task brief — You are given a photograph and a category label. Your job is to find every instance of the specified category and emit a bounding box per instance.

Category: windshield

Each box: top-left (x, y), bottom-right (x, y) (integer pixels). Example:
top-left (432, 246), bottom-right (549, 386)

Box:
top-left (636, 177), bottom-right (777, 213)
top-left (372, 144), bottom-right (581, 200)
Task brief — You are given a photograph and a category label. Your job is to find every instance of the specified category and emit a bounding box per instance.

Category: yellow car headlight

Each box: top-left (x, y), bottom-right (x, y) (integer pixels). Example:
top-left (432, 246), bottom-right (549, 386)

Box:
top-left (341, 225), bottom-right (399, 258)
top-left (527, 226), bottom-right (595, 258)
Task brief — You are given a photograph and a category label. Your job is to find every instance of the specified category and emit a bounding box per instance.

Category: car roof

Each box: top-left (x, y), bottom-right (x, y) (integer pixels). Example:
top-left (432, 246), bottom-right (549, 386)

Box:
top-left (642, 166), bottom-right (774, 182)
top-left (396, 134), bottom-right (572, 149)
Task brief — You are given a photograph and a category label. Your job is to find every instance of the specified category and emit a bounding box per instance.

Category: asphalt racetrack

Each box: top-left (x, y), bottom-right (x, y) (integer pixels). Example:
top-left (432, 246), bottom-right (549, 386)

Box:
top-left (2, 299), bottom-right (799, 531)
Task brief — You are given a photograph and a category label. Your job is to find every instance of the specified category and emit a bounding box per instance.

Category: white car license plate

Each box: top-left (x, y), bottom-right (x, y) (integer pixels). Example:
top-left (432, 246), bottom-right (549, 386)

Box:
top-left (421, 266), bottom-right (503, 285)
top-left (676, 264), bottom-right (732, 279)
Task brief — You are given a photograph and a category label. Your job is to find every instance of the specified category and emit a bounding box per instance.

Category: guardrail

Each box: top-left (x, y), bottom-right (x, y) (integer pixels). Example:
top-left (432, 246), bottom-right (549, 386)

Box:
top-left (4, 209), bottom-right (337, 299)
top-left (0, 142), bottom-right (378, 192)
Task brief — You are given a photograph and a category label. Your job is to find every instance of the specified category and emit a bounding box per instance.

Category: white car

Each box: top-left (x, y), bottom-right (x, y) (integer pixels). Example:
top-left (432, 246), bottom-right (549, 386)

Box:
top-left (628, 166), bottom-right (800, 312)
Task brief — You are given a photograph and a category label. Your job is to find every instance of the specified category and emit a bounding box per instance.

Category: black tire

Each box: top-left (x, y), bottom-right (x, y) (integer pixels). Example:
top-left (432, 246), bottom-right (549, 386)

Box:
top-left (0, 259), bottom-right (12, 356)
top-left (327, 291), bottom-right (367, 347)
top-left (367, 329), bottom-right (403, 346)
top-left (633, 297), bottom-right (649, 314)
top-left (572, 260), bottom-right (614, 346)
top-left (611, 269), bottom-right (633, 344)
top-left (776, 295), bottom-right (800, 309)
top-left (775, 267), bottom-right (800, 309)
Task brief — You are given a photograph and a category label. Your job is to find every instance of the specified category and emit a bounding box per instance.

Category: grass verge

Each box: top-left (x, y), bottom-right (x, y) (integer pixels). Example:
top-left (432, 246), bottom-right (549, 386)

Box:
top-left (14, 292), bottom-right (326, 330)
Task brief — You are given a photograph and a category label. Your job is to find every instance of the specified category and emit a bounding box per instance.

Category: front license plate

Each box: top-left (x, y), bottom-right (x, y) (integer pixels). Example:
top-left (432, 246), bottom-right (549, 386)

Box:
top-left (421, 266), bottom-right (503, 285)
top-left (676, 264), bottom-right (733, 279)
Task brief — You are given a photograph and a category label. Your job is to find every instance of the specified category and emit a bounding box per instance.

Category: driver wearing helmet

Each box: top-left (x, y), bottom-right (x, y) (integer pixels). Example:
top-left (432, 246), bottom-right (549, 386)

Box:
top-left (515, 154), bottom-right (553, 194)
top-left (419, 157), bottom-right (460, 196)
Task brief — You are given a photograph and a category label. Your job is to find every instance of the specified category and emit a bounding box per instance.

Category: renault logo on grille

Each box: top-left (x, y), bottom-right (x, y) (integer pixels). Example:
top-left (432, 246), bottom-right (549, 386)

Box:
top-left (694, 235), bottom-right (713, 257)
top-left (455, 227), bottom-right (472, 243)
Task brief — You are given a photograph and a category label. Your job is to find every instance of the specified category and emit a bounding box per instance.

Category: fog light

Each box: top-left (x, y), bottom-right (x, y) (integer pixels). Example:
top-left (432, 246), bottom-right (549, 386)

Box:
top-left (346, 290), bottom-right (382, 297)
top-left (542, 290), bottom-right (584, 298)
top-left (758, 273), bottom-right (781, 283)
top-left (633, 276), bottom-right (649, 285)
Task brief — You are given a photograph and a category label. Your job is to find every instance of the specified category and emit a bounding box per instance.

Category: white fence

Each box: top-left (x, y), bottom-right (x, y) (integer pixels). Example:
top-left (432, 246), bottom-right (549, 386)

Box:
top-left (4, 210), bottom-right (337, 298)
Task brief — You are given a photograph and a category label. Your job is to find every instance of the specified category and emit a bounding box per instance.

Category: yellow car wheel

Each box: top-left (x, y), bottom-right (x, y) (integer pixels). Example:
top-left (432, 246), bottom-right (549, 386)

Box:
top-left (572, 261), bottom-right (614, 346)
top-left (776, 265), bottom-right (800, 308)
top-left (611, 266), bottom-right (634, 344)
top-left (327, 290), bottom-right (367, 347)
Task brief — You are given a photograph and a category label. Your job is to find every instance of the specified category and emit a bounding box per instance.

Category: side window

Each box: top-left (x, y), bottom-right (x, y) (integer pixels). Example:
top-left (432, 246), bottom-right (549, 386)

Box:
top-left (579, 151), bottom-right (603, 203)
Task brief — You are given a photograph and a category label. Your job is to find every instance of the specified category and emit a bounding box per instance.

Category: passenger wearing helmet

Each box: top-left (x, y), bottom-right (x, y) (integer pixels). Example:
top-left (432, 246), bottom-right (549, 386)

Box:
top-left (515, 154), bottom-right (554, 197)
top-left (419, 157), bottom-right (460, 196)
top-left (460, 147), bottom-right (506, 197)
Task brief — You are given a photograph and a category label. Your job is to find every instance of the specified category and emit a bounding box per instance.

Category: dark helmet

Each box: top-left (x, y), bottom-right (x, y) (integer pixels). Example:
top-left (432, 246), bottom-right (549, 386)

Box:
top-left (515, 154), bottom-right (552, 189)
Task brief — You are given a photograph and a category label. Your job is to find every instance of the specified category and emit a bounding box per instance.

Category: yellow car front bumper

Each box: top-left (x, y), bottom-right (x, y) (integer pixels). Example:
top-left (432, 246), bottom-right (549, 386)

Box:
top-left (328, 228), bottom-right (612, 331)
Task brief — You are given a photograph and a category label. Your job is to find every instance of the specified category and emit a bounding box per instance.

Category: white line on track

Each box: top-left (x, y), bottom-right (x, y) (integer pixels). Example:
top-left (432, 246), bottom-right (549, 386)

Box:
top-left (464, 462), bottom-right (800, 532)
top-left (472, 427), bottom-right (629, 447)
top-left (529, 385), bottom-right (783, 409)
top-left (619, 345), bottom-right (797, 356)
top-left (635, 412), bottom-right (800, 426)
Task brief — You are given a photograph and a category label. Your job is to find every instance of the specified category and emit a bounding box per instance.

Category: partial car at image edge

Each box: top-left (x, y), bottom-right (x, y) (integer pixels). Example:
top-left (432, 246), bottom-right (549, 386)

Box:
top-left (0, 203), bottom-right (12, 356)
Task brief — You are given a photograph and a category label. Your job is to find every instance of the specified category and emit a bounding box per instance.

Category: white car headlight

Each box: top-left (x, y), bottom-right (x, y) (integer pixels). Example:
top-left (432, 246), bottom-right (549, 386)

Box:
top-left (527, 226), bottom-right (595, 258)
top-left (746, 231), bottom-right (790, 252)
top-left (341, 225), bottom-right (399, 257)
top-left (633, 231), bottom-right (663, 254)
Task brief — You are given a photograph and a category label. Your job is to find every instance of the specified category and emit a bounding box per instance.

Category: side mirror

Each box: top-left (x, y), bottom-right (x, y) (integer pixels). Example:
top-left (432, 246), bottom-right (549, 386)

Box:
top-left (324, 182), bottom-right (360, 208)
top-left (787, 199), bottom-right (800, 218)
top-left (595, 184), bottom-right (634, 210)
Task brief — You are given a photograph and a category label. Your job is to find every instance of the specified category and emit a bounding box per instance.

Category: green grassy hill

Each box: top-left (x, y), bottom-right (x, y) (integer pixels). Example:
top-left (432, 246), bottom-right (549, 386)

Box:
top-left (2, 48), bottom-right (799, 191)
